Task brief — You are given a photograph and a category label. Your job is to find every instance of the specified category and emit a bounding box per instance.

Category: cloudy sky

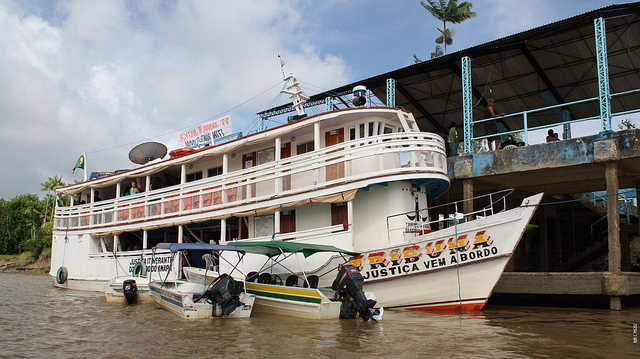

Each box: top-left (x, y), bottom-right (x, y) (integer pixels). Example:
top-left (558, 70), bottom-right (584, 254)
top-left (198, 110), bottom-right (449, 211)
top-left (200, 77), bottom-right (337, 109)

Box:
top-left (0, 0), bottom-right (624, 199)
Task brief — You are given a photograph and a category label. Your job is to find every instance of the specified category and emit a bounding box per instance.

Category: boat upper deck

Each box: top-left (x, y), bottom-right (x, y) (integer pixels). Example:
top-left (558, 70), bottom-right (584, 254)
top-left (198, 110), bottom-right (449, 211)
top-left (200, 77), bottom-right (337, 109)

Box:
top-left (54, 107), bottom-right (449, 234)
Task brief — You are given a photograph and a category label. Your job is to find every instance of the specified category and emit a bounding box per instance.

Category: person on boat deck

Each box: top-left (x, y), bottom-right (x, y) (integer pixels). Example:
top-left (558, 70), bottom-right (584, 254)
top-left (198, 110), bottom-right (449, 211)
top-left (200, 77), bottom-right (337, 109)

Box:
top-left (129, 181), bottom-right (140, 195)
top-left (94, 191), bottom-right (101, 202)
top-left (546, 129), bottom-right (560, 142)
top-left (483, 98), bottom-right (506, 151)
top-left (448, 121), bottom-right (459, 157)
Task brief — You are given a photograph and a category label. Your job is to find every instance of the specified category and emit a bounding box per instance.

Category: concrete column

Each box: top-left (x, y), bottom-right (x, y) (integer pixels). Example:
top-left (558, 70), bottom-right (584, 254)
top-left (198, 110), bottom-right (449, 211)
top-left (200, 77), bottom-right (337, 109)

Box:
top-left (569, 205), bottom-right (576, 257)
top-left (554, 211), bottom-right (562, 269)
top-left (605, 162), bottom-right (621, 310)
top-left (540, 207), bottom-right (549, 272)
top-left (462, 179), bottom-right (473, 222)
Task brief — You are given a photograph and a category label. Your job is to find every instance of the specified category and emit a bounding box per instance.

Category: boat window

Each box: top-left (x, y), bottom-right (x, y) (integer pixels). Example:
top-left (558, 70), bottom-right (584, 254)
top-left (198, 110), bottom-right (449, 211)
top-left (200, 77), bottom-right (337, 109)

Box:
top-left (359, 124), bottom-right (365, 138)
top-left (368, 122), bottom-right (375, 137)
top-left (207, 166), bottom-right (223, 177)
top-left (296, 141), bottom-right (314, 155)
top-left (383, 126), bottom-right (393, 134)
top-left (90, 236), bottom-right (114, 254)
top-left (186, 171), bottom-right (203, 182)
top-left (257, 147), bottom-right (275, 165)
top-left (254, 214), bottom-right (274, 238)
top-left (349, 127), bottom-right (357, 148)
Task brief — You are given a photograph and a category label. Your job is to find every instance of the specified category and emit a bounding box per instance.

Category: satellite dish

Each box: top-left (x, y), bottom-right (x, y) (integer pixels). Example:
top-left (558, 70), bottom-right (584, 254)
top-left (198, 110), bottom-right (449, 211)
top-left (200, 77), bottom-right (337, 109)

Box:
top-left (129, 142), bottom-right (167, 165)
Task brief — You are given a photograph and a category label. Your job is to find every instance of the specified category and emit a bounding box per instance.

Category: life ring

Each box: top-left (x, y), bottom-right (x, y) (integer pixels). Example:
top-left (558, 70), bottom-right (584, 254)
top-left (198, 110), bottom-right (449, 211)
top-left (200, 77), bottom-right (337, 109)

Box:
top-left (56, 266), bottom-right (68, 284)
top-left (133, 261), bottom-right (147, 276)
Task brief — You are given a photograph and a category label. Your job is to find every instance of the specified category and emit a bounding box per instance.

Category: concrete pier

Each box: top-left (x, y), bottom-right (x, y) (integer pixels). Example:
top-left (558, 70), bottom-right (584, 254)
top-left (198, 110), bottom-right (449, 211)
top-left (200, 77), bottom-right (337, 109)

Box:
top-left (444, 129), bottom-right (640, 309)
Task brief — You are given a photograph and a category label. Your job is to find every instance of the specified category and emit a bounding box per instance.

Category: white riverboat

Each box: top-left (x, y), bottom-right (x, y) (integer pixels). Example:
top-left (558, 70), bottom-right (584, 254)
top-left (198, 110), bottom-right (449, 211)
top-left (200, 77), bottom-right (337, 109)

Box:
top-left (50, 65), bottom-right (540, 311)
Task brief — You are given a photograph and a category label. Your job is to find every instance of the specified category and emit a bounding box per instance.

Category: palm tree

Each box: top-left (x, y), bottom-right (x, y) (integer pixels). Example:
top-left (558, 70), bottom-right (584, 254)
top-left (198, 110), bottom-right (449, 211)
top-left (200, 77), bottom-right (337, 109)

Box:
top-left (40, 175), bottom-right (65, 224)
top-left (421, 0), bottom-right (477, 54)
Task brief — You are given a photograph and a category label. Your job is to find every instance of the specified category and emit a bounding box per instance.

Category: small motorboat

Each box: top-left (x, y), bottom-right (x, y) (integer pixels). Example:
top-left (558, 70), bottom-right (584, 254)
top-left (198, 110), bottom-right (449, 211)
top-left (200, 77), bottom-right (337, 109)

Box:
top-left (148, 243), bottom-right (255, 319)
top-left (105, 274), bottom-right (153, 304)
top-left (184, 241), bottom-right (382, 321)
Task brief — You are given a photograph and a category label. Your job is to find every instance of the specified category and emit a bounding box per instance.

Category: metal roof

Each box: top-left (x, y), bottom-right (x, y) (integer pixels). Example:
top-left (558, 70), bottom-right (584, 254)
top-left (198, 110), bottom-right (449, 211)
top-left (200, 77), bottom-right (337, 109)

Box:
top-left (262, 2), bottom-right (640, 136)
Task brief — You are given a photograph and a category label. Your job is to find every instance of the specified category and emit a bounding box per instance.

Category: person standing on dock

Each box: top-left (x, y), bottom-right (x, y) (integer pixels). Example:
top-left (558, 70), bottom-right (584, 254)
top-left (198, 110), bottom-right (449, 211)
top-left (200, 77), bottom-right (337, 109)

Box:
top-left (448, 122), bottom-right (459, 156)
top-left (484, 98), bottom-right (506, 151)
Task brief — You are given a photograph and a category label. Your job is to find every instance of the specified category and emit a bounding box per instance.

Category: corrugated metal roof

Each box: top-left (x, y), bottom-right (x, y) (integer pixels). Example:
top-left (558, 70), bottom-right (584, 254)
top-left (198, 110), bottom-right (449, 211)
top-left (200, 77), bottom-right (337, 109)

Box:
top-left (263, 2), bottom-right (640, 135)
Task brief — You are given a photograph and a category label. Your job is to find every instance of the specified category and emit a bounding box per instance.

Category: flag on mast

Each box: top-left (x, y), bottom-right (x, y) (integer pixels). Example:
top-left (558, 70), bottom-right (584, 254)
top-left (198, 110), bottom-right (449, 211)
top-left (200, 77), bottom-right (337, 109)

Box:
top-left (73, 153), bottom-right (86, 176)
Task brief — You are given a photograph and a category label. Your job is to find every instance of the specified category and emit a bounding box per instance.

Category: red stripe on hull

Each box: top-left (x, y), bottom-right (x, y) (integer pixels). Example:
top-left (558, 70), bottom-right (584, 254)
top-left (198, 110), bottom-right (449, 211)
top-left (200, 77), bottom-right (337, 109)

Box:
top-left (406, 300), bottom-right (487, 312)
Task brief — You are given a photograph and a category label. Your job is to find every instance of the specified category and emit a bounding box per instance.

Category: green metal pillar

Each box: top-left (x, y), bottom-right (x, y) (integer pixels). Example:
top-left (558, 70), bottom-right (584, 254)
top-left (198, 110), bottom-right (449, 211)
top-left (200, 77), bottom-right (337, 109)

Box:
top-left (258, 116), bottom-right (266, 131)
top-left (325, 96), bottom-right (333, 112)
top-left (461, 56), bottom-right (473, 153)
top-left (387, 78), bottom-right (396, 108)
top-left (595, 17), bottom-right (612, 131)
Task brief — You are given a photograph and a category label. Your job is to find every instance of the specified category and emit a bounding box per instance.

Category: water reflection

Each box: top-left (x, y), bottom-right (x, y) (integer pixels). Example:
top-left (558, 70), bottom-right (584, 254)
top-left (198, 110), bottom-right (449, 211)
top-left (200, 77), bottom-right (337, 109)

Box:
top-left (1, 273), bottom-right (638, 358)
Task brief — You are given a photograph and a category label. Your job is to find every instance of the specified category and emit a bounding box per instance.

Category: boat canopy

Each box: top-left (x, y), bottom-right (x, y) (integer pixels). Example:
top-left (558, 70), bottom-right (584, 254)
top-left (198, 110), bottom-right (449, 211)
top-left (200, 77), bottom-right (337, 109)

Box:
top-left (153, 242), bottom-right (245, 254)
top-left (232, 241), bottom-right (359, 258)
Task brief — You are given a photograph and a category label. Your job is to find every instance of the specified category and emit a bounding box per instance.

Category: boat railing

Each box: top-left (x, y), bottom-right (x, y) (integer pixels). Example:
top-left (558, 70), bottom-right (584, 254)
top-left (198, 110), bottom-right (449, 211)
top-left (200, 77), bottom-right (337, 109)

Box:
top-left (386, 189), bottom-right (514, 240)
top-left (55, 132), bottom-right (447, 231)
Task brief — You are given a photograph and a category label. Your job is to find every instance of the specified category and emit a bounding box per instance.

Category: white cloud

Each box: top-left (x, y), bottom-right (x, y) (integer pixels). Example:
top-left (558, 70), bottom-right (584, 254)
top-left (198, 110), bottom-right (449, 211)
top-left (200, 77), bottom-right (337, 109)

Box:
top-left (0, 0), bottom-right (352, 199)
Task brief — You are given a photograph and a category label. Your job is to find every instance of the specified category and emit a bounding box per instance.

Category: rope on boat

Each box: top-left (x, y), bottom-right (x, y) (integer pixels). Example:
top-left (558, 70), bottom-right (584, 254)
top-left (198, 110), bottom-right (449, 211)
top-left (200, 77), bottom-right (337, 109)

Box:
top-left (452, 217), bottom-right (467, 316)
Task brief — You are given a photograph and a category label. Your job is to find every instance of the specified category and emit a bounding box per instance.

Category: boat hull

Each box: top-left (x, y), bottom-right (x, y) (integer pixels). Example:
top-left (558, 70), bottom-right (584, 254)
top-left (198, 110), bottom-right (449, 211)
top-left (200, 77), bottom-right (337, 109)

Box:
top-left (149, 280), bottom-right (254, 319)
top-left (348, 193), bottom-right (542, 311)
top-left (104, 275), bottom-right (153, 304)
top-left (184, 267), bottom-right (345, 320)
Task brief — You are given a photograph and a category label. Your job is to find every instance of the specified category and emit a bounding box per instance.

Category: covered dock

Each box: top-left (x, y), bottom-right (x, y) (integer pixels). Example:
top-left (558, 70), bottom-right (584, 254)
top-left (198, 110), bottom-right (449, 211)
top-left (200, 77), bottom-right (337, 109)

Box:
top-left (263, 3), bottom-right (640, 309)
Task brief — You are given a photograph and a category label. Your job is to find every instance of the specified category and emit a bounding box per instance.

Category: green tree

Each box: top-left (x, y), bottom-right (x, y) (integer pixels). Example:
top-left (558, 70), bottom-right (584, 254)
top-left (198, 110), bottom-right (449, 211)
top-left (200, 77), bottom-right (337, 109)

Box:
top-left (420, 0), bottom-right (477, 54)
top-left (431, 45), bottom-right (444, 59)
top-left (0, 194), bottom-right (45, 255)
top-left (40, 175), bottom-right (65, 224)
top-left (413, 45), bottom-right (443, 63)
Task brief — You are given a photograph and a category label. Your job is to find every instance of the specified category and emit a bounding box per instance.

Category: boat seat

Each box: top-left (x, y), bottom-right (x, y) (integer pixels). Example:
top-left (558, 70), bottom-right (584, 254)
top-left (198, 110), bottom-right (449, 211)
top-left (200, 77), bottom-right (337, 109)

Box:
top-left (285, 275), bottom-right (299, 287)
top-left (247, 271), bottom-right (259, 282)
top-left (257, 273), bottom-right (272, 284)
top-left (303, 275), bottom-right (319, 288)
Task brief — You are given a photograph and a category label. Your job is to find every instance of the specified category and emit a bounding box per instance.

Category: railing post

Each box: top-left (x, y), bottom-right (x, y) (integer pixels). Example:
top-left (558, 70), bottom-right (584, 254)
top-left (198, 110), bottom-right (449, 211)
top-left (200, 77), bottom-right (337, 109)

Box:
top-left (523, 111), bottom-right (529, 145)
top-left (386, 78), bottom-right (396, 108)
top-left (461, 56), bottom-right (473, 154)
top-left (595, 17), bottom-right (612, 131)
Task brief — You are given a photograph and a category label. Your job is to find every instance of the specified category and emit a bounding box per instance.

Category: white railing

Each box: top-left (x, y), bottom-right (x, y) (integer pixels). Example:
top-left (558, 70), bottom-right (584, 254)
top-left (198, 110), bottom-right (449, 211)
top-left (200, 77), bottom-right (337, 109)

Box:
top-left (387, 189), bottom-right (514, 242)
top-left (471, 88), bottom-right (640, 149)
top-left (55, 133), bottom-right (446, 231)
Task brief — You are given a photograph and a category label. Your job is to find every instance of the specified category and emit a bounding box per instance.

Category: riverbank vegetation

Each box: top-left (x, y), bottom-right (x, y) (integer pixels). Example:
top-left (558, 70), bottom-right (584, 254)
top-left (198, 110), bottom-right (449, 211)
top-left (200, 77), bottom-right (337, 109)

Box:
top-left (0, 176), bottom-right (68, 266)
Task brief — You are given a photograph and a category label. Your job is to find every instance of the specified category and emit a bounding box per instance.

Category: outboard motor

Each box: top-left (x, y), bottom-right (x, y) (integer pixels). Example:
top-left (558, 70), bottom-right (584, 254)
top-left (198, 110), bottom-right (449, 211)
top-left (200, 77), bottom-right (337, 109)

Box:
top-left (332, 264), bottom-right (378, 321)
top-left (122, 279), bottom-right (138, 305)
top-left (205, 274), bottom-right (241, 316)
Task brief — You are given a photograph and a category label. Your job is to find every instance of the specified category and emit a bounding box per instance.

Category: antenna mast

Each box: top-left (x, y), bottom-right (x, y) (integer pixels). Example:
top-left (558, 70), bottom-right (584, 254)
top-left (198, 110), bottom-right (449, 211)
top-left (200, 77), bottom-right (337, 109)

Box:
top-left (279, 56), bottom-right (308, 117)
